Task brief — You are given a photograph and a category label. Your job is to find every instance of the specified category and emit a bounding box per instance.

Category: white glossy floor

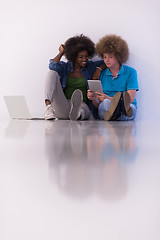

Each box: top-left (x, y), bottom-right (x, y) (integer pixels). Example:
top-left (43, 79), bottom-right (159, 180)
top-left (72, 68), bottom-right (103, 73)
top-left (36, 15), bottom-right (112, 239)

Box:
top-left (0, 117), bottom-right (160, 240)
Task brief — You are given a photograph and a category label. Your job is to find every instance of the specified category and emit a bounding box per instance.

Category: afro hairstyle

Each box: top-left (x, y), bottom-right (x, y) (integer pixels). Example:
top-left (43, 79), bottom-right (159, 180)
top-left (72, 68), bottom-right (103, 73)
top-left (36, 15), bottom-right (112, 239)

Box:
top-left (96, 34), bottom-right (129, 65)
top-left (64, 34), bottom-right (95, 62)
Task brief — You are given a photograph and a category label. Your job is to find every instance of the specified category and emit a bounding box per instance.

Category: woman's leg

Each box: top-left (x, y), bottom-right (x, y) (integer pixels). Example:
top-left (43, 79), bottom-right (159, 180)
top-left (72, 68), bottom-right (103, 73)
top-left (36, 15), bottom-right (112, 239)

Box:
top-left (45, 70), bottom-right (70, 119)
top-left (79, 102), bottom-right (91, 120)
top-left (45, 71), bottom-right (90, 120)
top-left (69, 91), bottom-right (90, 120)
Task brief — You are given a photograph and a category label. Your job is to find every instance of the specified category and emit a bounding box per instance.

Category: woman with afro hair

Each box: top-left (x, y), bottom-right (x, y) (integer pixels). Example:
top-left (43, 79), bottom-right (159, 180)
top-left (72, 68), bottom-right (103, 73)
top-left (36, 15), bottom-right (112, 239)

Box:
top-left (87, 34), bottom-right (139, 121)
top-left (45, 34), bottom-right (104, 120)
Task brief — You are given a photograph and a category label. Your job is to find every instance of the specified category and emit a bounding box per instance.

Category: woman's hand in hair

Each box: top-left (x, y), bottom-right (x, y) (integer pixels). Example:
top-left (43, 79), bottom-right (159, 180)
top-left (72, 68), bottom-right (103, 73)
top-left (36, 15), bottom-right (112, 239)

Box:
top-left (53, 44), bottom-right (65, 63)
top-left (59, 44), bottom-right (65, 54)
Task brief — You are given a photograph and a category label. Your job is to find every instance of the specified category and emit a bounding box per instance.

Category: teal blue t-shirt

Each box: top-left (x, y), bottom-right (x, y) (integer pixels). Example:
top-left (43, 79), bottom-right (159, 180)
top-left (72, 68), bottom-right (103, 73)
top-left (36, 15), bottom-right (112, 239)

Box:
top-left (100, 65), bottom-right (139, 107)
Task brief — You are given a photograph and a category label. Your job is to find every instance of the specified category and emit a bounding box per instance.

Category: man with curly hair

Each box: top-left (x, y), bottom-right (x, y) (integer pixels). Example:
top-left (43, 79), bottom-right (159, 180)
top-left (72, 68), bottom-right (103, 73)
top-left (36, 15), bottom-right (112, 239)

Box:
top-left (45, 34), bottom-right (104, 120)
top-left (87, 34), bottom-right (139, 121)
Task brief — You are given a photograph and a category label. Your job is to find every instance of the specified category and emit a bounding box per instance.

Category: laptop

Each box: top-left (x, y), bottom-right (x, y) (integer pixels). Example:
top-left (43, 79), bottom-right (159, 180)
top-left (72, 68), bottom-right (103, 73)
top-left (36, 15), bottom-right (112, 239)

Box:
top-left (4, 95), bottom-right (44, 120)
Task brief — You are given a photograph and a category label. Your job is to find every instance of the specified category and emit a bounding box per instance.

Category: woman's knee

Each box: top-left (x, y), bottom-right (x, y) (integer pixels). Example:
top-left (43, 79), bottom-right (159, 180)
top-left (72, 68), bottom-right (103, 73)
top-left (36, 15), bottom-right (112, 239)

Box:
top-left (45, 70), bottom-right (61, 91)
top-left (45, 70), bottom-right (61, 102)
top-left (46, 70), bottom-right (60, 81)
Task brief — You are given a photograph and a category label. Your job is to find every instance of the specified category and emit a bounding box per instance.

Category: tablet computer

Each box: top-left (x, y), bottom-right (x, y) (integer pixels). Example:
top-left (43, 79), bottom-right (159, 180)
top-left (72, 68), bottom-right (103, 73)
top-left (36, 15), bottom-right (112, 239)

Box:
top-left (87, 80), bottom-right (103, 93)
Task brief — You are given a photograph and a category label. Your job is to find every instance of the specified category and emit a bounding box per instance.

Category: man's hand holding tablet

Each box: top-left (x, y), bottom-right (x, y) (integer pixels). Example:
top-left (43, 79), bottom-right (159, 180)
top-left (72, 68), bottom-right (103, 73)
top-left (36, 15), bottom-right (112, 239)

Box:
top-left (87, 80), bottom-right (112, 104)
top-left (87, 80), bottom-right (103, 95)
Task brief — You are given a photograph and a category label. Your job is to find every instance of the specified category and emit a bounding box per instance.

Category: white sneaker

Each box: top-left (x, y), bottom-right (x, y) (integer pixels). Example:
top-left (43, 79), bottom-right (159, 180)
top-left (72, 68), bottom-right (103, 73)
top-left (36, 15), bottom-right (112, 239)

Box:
top-left (69, 89), bottom-right (83, 121)
top-left (45, 104), bottom-right (57, 120)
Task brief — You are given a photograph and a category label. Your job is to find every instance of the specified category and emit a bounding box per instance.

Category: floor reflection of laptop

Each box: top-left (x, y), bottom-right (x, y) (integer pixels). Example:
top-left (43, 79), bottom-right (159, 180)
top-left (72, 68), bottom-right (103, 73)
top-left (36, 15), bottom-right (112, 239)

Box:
top-left (4, 95), bottom-right (44, 120)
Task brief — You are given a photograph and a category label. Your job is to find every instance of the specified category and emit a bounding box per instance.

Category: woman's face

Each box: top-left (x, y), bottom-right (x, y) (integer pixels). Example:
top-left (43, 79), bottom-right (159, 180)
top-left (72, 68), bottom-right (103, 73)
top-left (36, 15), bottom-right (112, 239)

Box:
top-left (103, 53), bottom-right (119, 69)
top-left (75, 50), bottom-right (89, 67)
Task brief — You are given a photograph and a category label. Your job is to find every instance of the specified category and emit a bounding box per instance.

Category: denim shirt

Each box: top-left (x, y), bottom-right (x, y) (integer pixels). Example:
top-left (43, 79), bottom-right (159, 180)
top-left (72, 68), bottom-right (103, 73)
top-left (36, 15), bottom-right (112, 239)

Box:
top-left (49, 59), bottom-right (104, 89)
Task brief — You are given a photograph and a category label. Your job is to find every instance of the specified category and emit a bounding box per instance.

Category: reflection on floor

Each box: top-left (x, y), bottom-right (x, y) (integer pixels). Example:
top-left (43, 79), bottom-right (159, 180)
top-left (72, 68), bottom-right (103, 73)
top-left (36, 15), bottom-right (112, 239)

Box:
top-left (0, 118), bottom-right (160, 240)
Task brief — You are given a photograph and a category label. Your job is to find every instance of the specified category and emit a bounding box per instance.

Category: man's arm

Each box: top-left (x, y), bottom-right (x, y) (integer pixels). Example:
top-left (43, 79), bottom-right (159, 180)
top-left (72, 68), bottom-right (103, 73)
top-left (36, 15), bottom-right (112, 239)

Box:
top-left (127, 90), bottom-right (136, 103)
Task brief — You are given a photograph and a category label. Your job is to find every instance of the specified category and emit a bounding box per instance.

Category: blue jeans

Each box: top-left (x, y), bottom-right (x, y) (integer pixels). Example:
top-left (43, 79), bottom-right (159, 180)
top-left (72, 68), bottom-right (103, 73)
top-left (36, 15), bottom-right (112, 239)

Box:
top-left (98, 99), bottom-right (137, 121)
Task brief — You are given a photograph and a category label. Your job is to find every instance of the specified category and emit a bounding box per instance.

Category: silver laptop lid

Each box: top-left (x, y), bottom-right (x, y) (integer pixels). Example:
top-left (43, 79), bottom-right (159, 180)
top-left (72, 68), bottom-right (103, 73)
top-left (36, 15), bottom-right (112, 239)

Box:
top-left (4, 96), bottom-right (31, 119)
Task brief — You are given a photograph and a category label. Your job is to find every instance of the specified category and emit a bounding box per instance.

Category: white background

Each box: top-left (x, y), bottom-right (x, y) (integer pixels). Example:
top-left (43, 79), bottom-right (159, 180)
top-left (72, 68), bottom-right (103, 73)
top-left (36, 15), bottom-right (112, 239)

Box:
top-left (0, 0), bottom-right (160, 119)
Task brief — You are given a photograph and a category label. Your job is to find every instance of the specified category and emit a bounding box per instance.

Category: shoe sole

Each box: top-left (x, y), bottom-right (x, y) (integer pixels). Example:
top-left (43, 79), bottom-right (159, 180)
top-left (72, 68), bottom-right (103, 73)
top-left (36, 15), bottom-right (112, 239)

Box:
top-left (123, 92), bottom-right (133, 117)
top-left (45, 116), bottom-right (56, 120)
top-left (104, 92), bottom-right (121, 121)
top-left (69, 90), bottom-right (83, 121)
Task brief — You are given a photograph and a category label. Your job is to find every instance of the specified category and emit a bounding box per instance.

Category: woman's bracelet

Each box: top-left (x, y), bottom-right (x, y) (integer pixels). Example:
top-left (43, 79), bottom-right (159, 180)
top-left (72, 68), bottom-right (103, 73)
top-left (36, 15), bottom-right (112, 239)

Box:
top-left (96, 67), bottom-right (102, 71)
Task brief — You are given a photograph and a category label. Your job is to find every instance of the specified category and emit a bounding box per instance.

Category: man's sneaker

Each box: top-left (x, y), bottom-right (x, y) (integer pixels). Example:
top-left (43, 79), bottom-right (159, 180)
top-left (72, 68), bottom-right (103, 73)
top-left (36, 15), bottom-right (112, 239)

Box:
top-left (69, 89), bottom-right (83, 121)
top-left (45, 104), bottom-right (57, 120)
top-left (122, 92), bottom-right (133, 117)
top-left (104, 92), bottom-right (122, 121)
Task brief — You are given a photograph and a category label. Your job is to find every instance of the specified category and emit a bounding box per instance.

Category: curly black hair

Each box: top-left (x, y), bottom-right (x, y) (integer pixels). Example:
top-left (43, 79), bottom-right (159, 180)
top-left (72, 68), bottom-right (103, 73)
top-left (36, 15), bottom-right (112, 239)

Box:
top-left (64, 34), bottom-right (95, 62)
top-left (96, 34), bottom-right (129, 65)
